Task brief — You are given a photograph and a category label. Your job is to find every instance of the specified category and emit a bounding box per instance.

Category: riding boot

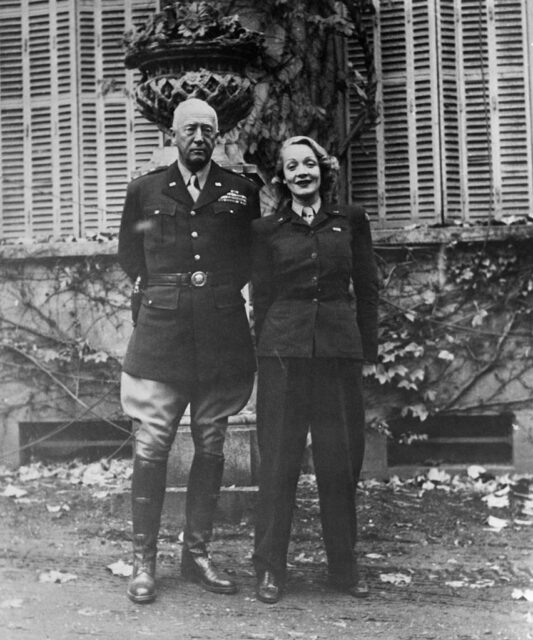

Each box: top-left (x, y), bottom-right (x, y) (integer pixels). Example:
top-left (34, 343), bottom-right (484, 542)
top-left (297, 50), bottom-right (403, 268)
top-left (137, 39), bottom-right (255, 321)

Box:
top-left (127, 456), bottom-right (167, 604)
top-left (181, 453), bottom-right (237, 594)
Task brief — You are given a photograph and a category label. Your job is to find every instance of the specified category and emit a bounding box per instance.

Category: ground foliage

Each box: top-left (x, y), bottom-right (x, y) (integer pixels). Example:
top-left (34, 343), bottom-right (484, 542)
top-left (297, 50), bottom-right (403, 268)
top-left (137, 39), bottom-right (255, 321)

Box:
top-left (0, 460), bottom-right (532, 639)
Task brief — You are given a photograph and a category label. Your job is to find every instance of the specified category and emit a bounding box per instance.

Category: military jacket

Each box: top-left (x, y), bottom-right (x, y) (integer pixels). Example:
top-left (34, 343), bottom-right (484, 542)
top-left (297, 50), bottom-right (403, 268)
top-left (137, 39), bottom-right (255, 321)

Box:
top-left (251, 201), bottom-right (379, 361)
top-left (118, 161), bottom-right (261, 383)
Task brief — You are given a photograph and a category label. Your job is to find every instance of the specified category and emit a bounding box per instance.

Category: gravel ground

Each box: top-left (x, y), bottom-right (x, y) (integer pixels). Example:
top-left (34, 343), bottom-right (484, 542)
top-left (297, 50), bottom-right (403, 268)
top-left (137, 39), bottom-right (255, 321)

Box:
top-left (0, 462), bottom-right (532, 640)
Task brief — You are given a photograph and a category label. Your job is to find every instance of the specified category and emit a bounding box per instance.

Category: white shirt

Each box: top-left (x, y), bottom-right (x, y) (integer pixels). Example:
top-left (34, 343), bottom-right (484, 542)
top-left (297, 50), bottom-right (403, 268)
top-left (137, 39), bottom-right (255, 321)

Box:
top-left (177, 157), bottom-right (212, 191)
top-left (292, 198), bottom-right (322, 217)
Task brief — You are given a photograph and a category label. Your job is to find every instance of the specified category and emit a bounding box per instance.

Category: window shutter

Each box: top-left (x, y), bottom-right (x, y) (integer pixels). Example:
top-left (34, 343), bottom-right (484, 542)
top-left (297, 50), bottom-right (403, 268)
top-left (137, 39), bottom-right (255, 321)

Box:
top-left (126, 2), bottom-right (164, 181)
top-left (0, 8), bottom-right (26, 240)
top-left (0, 0), bottom-right (162, 240)
top-left (86, 0), bottom-right (161, 235)
top-left (436, 0), bottom-right (462, 220)
top-left (350, 0), bottom-right (444, 227)
top-left (347, 0), bottom-right (533, 228)
top-left (28, 2), bottom-right (55, 237)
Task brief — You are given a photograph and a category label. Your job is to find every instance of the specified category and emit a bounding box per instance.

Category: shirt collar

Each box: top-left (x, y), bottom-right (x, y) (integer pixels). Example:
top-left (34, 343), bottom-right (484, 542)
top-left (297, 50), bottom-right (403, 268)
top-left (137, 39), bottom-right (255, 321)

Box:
top-left (291, 197), bottom-right (322, 217)
top-left (176, 157), bottom-right (212, 190)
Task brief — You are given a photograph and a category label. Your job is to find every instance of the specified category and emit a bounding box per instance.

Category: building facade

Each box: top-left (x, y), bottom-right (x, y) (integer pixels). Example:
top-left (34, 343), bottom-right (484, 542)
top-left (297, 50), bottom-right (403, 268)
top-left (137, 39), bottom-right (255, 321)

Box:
top-left (1, 0), bottom-right (533, 240)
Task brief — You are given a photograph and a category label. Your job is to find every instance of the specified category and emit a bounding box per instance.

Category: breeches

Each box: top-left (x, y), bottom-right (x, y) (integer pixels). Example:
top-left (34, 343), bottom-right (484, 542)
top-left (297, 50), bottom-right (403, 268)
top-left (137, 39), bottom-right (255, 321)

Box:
top-left (121, 372), bottom-right (254, 462)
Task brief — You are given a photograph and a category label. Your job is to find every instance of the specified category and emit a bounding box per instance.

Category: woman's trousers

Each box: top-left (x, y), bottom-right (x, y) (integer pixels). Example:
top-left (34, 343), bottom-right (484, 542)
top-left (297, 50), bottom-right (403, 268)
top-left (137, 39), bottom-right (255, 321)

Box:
top-left (253, 357), bottom-right (366, 586)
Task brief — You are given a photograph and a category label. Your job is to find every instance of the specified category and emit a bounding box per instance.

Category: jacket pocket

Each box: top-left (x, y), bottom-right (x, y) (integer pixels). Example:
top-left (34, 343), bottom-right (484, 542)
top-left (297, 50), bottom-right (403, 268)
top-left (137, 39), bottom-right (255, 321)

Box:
top-left (141, 285), bottom-right (179, 310)
top-left (212, 201), bottom-right (245, 216)
top-left (142, 203), bottom-right (177, 248)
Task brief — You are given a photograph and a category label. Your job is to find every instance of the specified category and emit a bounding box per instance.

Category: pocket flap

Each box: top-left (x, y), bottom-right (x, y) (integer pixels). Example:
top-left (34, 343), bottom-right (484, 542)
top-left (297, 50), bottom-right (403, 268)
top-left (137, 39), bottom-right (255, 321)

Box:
top-left (212, 202), bottom-right (241, 215)
top-left (142, 285), bottom-right (179, 310)
top-left (143, 203), bottom-right (176, 217)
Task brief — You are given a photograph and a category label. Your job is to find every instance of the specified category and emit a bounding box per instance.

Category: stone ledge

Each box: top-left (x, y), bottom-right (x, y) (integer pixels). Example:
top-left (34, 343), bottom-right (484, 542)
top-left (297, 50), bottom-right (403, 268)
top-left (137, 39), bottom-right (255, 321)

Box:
top-left (373, 223), bottom-right (533, 246)
top-left (2, 224), bottom-right (533, 261)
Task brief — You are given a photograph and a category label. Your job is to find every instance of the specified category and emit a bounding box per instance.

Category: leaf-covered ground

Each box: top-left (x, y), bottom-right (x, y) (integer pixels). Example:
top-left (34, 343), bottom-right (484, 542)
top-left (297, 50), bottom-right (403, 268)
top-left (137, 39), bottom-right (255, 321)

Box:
top-left (0, 461), bottom-right (532, 640)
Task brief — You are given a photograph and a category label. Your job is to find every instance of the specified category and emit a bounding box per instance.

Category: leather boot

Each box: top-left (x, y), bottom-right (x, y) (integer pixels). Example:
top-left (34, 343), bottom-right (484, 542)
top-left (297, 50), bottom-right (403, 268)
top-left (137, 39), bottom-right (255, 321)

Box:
top-left (127, 456), bottom-right (167, 604)
top-left (181, 453), bottom-right (237, 594)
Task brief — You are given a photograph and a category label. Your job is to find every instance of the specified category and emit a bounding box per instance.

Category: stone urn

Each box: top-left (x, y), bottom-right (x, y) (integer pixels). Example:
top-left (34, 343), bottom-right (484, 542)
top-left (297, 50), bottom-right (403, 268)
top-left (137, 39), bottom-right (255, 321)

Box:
top-left (125, 42), bottom-right (259, 137)
top-left (123, 1), bottom-right (265, 169)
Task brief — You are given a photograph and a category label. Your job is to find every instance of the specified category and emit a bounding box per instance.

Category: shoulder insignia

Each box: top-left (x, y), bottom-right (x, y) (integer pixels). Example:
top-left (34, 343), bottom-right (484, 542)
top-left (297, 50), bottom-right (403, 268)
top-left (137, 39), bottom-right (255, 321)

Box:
top-left (131, 164), bottom-right (168, 181)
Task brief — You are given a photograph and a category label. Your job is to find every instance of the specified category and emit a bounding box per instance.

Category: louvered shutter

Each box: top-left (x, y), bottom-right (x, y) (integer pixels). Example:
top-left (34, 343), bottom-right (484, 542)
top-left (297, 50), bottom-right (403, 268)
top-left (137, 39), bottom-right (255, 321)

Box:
top-left (348, 0), bottom-right (533, 227)
top-left (0, 6), bottom-right (26, 240)
top-left (79, 0), bottom-right (162, 235)
top-left (0, 0), bottom-right (162, 240)
top-left (457, 0), bottom-right (533, 222)
top-left (350, 0), bottom-right (444, 226)
top-left (127, 2), bottom-right (165, 181)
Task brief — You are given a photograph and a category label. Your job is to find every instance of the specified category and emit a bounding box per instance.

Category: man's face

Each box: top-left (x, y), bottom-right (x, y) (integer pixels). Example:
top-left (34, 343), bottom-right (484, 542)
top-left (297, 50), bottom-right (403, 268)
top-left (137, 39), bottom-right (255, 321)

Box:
top-left (173, 113), bottom-right (218, 172)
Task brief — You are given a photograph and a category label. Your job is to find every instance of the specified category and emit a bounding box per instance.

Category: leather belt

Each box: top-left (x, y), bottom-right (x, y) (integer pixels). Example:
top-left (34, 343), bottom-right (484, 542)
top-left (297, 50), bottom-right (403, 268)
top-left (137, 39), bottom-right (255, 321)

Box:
top-left (147, 272), bottom-right (214, 288)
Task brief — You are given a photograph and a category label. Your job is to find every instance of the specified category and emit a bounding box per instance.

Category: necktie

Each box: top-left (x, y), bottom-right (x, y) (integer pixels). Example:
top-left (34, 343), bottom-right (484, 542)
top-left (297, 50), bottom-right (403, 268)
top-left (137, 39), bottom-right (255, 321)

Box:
top-left (187, 174), bottom-right (200, 201)
top-left (302, 206), bottom-right (315, 224)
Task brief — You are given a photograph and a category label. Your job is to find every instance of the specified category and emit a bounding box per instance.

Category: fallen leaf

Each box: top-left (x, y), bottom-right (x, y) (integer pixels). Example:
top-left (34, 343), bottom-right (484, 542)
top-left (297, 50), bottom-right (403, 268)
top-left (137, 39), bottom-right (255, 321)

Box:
top-left (512, 588), bottom-right (533, 602)
top-left (445, 580), bottom-right (467, 588)
top-left (38, 570), bottom-right (77, 583)
top-left (0, 598), bottom-right (24, 608)
top-left (2, 485), bottom-right (28, 499)
top-left (379, 573), bottom-right (412, 586)
top-left (482, 494), bottom-right (509, 509)
top-left (92, 490), bottom-right (110, 499)
top-left (522, 500), bottom-right (533, 516)
top-left (365, 553), bottom-right (385, 559)
top-left (486, 515), bottom-right (508, 531)
top-left (77, 607), bottom-right (110, 616)
top-left (469, 579), bottom-right (495, 589)
top-left (106, 559), bottom-right (133, 577)
top-left (467, 465), bottom-right (487, 480)
top-left (46, 503), bottom-right (70, 513)
top-left (427, 468), bottom-right (451, 483)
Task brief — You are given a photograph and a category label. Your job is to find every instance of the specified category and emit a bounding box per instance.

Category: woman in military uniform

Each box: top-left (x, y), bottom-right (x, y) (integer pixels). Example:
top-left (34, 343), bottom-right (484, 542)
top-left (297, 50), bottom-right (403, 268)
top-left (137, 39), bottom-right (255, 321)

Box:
top-left (251, 136), bottom-right (379, 604)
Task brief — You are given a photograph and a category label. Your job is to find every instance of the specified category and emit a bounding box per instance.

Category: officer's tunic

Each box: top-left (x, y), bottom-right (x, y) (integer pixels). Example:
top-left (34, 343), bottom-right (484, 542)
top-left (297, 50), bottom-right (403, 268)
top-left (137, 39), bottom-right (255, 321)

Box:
top-left (118, 161), bottom-right (260, 384)
top-left (251, 200), bottom-right (379, 585)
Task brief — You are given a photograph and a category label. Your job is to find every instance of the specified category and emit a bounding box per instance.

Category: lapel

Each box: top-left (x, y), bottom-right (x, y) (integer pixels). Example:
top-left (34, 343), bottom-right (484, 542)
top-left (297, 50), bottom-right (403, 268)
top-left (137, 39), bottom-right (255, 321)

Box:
top-left (161, 162), bottom-right (193, 207)
top-left (311, 202), bottom-right (345, 228)
top-left (193, 162), bottom-right (232, 210)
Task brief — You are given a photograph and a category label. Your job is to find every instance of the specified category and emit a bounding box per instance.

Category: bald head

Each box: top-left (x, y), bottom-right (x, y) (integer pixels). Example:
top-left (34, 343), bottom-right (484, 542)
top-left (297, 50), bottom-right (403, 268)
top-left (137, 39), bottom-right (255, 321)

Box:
top-left (172, 98), bottom-right (219, 133)
top-left (172, 99), bottom-right (219, 171)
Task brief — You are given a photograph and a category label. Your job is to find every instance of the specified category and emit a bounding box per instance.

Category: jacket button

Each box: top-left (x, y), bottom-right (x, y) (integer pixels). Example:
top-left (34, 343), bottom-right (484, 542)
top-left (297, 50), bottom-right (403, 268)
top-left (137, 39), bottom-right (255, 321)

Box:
top-left (191, 231), bottom-right (198, 238)
top-left (194, 254), bottom-right (201, 261)
top-left (311, 252), bottom-right (318, 259)
top-left (148, 299), bottom-right (152, 305)
top-left (190, 210), bottom-right (196, 216)
top-left (312, 298), bottom-right (318, 304)
top-left (312, 276), bottom-right (318, 283)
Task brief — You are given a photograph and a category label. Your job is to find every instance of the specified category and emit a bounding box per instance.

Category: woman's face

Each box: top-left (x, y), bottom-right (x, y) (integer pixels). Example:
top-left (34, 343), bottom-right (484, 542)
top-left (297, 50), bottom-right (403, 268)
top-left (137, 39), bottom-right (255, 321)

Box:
top-left (281, 143), bottom-right (321, 204)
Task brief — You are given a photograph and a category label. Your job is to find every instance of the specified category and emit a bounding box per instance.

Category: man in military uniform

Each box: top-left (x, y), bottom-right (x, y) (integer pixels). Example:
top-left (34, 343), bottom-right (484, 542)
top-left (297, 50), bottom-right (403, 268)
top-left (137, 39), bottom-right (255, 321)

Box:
top-left (118, 98), bottom-right (260, 603)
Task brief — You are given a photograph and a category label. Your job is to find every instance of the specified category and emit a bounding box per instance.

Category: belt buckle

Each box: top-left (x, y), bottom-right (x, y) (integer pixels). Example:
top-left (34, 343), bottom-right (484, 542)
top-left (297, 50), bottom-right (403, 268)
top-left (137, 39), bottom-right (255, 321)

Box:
top-left (190, 271), bottom-right (208, 287)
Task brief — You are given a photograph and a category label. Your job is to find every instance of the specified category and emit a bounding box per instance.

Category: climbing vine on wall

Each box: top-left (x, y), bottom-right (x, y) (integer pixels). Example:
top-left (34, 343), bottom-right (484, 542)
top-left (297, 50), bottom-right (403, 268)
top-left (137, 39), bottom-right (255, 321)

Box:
top-left (0, 255), bottom-right (130, 462)
top-left (228, 0), bottom-right (377, 175)
top-left (365, 238), bottom-right (533, 433)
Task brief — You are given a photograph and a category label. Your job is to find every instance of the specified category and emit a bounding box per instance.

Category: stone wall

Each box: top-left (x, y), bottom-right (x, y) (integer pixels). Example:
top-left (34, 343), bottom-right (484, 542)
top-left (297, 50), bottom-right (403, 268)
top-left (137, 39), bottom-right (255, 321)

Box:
top-left (1, 226), bottom-right (533, 475)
